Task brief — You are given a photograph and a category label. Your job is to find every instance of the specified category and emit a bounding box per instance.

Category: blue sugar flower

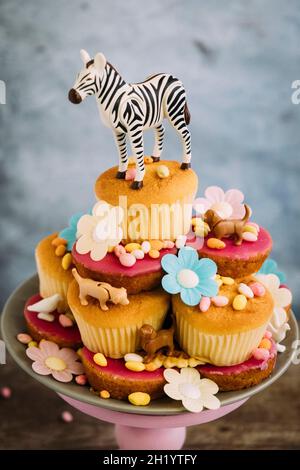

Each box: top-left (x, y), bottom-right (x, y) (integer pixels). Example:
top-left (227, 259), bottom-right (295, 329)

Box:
top-left (258, 259), bottom-right (286, 284)
top-left (161, 247), bottom-right (218, 306)
top-left (59, 212), bottom-right (86, 251)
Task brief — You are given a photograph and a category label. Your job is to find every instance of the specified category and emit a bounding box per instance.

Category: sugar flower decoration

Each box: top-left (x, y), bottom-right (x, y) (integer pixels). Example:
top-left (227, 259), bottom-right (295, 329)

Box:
top-left (255, 273), bottom-right (292, 350)
top-left (258, 259), bottom-right (286, 285)
top-left (76, 201), bottom-right (124, 261)
top-left (164, 368), bottom-right (220, 413)
top-left (59, 212), bottom-right (87, 251)
top-left (26, 340), bottom-right (84, 382)
top-left (161, 247), bottom-right (218, 306)
top-left (193, 186), bottom-right (246, 219)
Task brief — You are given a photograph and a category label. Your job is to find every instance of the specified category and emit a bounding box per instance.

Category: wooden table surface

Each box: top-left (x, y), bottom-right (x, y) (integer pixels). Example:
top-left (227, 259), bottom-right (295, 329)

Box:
top-left (0, 351), bottom-right (299, 450)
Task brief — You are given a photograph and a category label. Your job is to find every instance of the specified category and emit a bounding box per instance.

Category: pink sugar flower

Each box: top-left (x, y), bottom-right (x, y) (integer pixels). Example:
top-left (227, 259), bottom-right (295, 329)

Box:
top-left (193, 186), bottom-right (246, 219)
top-left (26, 340), bottom-right (84, 382)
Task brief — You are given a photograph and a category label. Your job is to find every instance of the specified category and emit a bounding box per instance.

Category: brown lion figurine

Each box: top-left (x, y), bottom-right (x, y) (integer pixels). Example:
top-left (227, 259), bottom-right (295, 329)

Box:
top-left (139, 316), bottom-right (175, 363)
top-left (204, 204), bottom-right (251, 246)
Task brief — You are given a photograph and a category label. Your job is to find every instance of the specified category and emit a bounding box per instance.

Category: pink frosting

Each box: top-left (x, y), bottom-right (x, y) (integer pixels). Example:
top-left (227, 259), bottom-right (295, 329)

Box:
top-left (199, 226), bottom-right (272, 260)
top-left (82, 347), bottom-right (164, 380)
top-left (24, 294), bottom-right (81, 343)
top-left (72, 235), bottom-right (203, 277)
top-left (198, 340), bottom-right (277, 376)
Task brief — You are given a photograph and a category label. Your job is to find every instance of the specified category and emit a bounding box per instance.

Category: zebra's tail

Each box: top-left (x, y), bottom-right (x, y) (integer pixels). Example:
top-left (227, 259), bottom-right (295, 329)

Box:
top-left (184, 102), bottom-right (191, 125)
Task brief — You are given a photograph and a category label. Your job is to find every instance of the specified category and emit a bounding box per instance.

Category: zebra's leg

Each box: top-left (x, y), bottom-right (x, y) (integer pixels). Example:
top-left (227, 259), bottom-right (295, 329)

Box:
top-left (152, 123), bottom-right (165, 162)
top-left (114, 132), bottom-right (128, 179)
top-left (128, 127), bottom-right (145, 189)
top-left (168, 111), bottom-right (191, 170)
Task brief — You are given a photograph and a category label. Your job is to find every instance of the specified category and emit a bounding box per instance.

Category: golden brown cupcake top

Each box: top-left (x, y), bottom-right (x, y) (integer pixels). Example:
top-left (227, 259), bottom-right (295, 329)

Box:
top-left (35, 233), bottom-right (73, 281)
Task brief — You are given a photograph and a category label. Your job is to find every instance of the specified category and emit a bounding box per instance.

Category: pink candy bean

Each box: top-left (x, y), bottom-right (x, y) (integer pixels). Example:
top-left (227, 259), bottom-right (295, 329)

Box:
top-left (17, 333), bottom-right (32, 344)
top-left (0, 387), bottom-right (12, 399)
top-left (264, 330), bottom-right (272, 339)
top-left (211, 295), bottom-right (229, 307)
top-left (132, 249), bottom-right (144, 260)
top-left (59, 314), bottom-right (73, 328)
top-left (163, 240), bottom-right (175, 249)
top-left (252, 348), bottom-right (270, 361)
top-left (61, 411), bottom-right (73, 423)
top-left (114, 245), bottom-right (126, 257)
top-left (119, 253), bottom-right (136, 267)
top-left (125, 168), bottom-right (136, 181)
top-left (242, 232), bottom-right (258, 242)
top-left (249, 282), bottom-right (266, 297)
top-left (75, 374), bottom-right (87, 385)
top-left (141, 241), bottom-right (151, 253)
top-left (199, 296), bottom-right (211, 312)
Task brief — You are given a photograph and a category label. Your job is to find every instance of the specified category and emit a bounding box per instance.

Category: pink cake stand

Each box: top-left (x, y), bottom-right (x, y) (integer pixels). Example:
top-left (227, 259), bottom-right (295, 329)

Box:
top-left (59, 393), bottom-right (248, 449)
top-left (1, 275), bottom-right (298, 450)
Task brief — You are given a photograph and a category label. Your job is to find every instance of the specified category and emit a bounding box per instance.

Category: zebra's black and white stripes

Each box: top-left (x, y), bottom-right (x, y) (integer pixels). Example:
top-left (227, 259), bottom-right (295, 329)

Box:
top-left (69, 50), bottom-right (192, 189)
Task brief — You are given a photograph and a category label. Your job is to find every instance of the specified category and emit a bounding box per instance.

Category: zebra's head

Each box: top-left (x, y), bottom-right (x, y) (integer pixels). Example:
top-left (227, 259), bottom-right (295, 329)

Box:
top-left (68, 49), bottom-right (106, 104)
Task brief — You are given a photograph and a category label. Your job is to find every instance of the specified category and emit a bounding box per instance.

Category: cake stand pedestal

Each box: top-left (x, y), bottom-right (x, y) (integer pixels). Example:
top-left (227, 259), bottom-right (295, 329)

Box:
top-left (59, 393), bottom-right (247, 449)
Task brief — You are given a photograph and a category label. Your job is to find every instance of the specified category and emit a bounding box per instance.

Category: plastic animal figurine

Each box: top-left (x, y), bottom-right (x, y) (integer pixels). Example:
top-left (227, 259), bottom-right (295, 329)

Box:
top-left (139, 316), bottom-right (175, 363)
top-left (72, 268), bottom-right (129, 310)
top-left (204, 204), bottom-right (251, 246)
top-left (68, 50), bottom-right (191, 189)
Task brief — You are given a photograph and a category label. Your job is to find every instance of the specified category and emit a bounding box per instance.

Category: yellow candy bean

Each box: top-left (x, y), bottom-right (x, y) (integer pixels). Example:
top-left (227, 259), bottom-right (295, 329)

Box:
top-left (61, 253), bottom-right (72, 270)
top-left (51, 237), bottom-right (67, 247)
top-left (125, 243), bottom-right (141, 253)
top-left (163, 357), bottom-right (178, 368)
top-left (176, 358), bottom-right (189, 368)
top-left (243, 225), bottom-right (258, 235)
top-left (149, 240), bottom-right (164, 251)
top-left (93, 353), bottom-right (107, 367)
top-left (188, 357), bottom-right (204, 367)
top-left (145, 358), bottom-right (163, 371)
top-left (125, 361), bottom-right (146, 372)
top-left (232, 294), bottom-right (247, 311)
top-left (156, 165), bottom-right (170, 178)
top-left (28, 341), bottom-right (38, 348)
top-left (207, 238), bottom-right (226, 249)
top-left (259, 338), bottom-right (272, 350)
top-left (100, 390), bottom-right (110, 399)
top-left (128, 392), bottom-right (151, 406)
top-left (221, 276), bottom-right (235, 286)
top-left (55, 244), bottom-right (66, 257)
top-left (149, 249), bottom-right (160, 259)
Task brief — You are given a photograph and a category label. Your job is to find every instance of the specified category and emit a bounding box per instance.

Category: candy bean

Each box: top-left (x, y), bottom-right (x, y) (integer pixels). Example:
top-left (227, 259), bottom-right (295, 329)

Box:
top-left (125, 168), bottom-right (136, 181)
top-left (61, 411), bottom-right (73, 423)
top-left (252, 348), bottom-right (270, 361)
top-left (232, 294), bottom-right (247, 311)
top-left (221, 276), bottom-right (234, 286)
top-left (119, 253), bottom-right (136, 267)
top-left (211, 295), bottom-right (229, 307)
top-left (242, 232), bottom-right (258, 242)
top-left (176, 358), bottom-right (189, 368)
top-left (128, 392), bottom-right (151, 406)
top-left (199, 296), bottom-right (211, 312)
top-left (114, 244), bottom-right (126, 257)
top-left (150, 240), bottom-right (164, 251)
top-left (156, 165), bottom-right (170, 178)
top-left (17, 333), bottom-right (32, 344)
top-left (28, 341), bottom-right (38, 348)
top-left (132, 249), bottom-right (144, 259)
top-left (216, 279), bottom-right (223, 288)
top-left (59, 314), bottom-right (73, 328)
top-left (141, 241), bottom-right (151, 253)
top-left (124, 353), bottom-right (144, 363)
top-left (259, 338), bottom-right (272, 350)
top-left (51, 237), bottom-right (67, 247)
top-left (0, 387), bottom-right (12, 399)
top-left (243, 225), bottom-right (258, 235)
top-left (163, 240), bottom-right (175, 249)
top-left (125, 361), bottom-right (145, 372)
top-left (175, 235), bottom-right (187, 249)
top-left (264, 330), bottom-right (272, 339)
top-left (75, 374), bottom-right (87, 385)
top-left (37, 312), bottom-right (55, 322)
top-left (93, 353), bottom-right (107, 367)
top-left (149, 249), bottom-right (160, 259)
top-left (144, 156), bottom-right (153, 164)
top-left (248, 222), bottom-right (260, 232)
top-left (125, 243), bottom-right (141, 253)
top-left (145, 358), bottom-right (163, 371)
top-left (100, 390), bottom-right (110, 399)
top-left (61, 253), bottom-right (72, 270)
top-left (238, 283), bottom-right (254, 299)
top-left (55, 245), bottom-right (66, 257)
top-left (249, 282), bottom-right (266, 297)
top-left (207, 238), bottom-right (226, 249)
top-left (188, 357), bottom-right (205, 367)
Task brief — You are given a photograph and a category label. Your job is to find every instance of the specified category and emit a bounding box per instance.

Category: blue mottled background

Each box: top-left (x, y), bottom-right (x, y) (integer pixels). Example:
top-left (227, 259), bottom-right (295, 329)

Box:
top-left (0, 0), bottom-right (300, 314)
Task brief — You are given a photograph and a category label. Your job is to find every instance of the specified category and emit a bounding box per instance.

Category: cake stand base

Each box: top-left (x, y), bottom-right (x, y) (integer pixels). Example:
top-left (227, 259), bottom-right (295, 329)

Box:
top-left (59, 394), bottom-right (248, 450)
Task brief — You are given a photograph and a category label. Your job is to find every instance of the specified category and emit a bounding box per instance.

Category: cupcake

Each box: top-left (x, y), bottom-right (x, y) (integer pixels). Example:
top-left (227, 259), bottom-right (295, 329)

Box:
top-left (172, 275), bottom-right (274, 366)
top-left (94, 160), bottom-right (198, 242)
top-left (67, 279), bottom-right (170, 358)
top-left (35, 233), bottom-right (73, 312)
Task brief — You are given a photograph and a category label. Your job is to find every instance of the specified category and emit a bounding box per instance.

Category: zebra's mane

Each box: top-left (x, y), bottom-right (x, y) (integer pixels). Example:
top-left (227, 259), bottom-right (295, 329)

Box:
top-left (86, 59), bottom-right (121, 76)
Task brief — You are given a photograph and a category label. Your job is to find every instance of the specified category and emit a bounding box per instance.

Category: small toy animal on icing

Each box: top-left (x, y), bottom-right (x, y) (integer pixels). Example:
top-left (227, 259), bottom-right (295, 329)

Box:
top-left (139, 316), bottom-right (175, 363)
top-left (204, 204), bottom-right (251, 246)
top-left (68, 49), bottom-right (191, 189)
top-left (72, 268), bottom-right (129, 310)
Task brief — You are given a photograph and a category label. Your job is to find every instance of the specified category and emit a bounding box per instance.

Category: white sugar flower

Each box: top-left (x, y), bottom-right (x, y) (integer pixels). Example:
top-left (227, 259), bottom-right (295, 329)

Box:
top-left (163, 367), bottom-right (220, 413)
top-left (76, 201), bottom-right (124, 261)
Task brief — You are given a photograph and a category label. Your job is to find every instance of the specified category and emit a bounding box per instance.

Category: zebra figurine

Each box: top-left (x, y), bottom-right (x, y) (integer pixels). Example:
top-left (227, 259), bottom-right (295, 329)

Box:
top-left (68, 50), bottom-right (191, 189)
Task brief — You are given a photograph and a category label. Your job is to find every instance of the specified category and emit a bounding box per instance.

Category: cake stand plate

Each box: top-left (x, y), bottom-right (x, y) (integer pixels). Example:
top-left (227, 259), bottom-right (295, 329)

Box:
top-left (1, 275), bottom-right (299, 449)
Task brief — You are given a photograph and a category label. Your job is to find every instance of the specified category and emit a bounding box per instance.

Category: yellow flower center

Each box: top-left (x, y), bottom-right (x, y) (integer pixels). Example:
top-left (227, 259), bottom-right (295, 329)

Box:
top-left (45, 356), bottom-right (67, 371)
